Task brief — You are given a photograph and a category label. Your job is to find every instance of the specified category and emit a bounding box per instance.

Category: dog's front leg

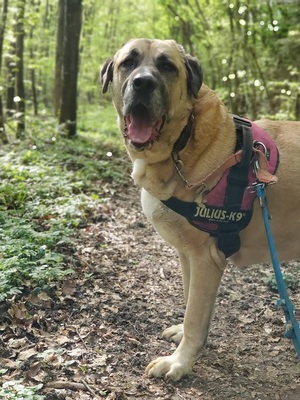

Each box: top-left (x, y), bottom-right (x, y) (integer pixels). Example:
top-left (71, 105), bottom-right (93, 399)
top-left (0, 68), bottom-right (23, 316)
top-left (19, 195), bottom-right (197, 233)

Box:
top-left (145, 244), bottom-right (224, 381)
top-left (161, 252), bottom-right (190, 344)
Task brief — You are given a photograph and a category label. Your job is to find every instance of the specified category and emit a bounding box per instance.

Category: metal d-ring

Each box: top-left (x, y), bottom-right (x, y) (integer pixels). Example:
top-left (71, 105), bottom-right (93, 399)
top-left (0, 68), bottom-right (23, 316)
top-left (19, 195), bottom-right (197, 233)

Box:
top-left (253, 140), bottom-right (267, 155)
top-left (253, 140), bottom-right (268, 176)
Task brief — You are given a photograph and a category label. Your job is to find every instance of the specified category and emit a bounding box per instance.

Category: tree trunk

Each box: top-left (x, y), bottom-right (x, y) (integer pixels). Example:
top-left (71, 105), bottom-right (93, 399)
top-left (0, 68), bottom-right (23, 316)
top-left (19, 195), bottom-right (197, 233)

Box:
top-left (104, 0), bottom-right (119, 54)
top-left (295, 88), bottom-right (300, 120)
top-left (29, 27), bottom-right (38, 115)
top-left (0, 0), bottom-right (9, 143)
top-left (58, 0), bottom-right (82, 137)
top-left (0, 0), bottom-right (8, 70)
top-left (0, 95), bottom-right (8, 143)
top-left (5, 40), bottom-right (16, 116)
top-left (15, 0), bottom-right (26, 138)
top-left (54, 0), bottom-right (64, 116)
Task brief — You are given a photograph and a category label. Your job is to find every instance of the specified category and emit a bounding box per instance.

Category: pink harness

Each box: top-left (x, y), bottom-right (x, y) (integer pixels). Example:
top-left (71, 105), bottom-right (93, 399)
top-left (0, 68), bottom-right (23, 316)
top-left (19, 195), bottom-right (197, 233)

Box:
top-left (163, 116), bottom-right (279, 257)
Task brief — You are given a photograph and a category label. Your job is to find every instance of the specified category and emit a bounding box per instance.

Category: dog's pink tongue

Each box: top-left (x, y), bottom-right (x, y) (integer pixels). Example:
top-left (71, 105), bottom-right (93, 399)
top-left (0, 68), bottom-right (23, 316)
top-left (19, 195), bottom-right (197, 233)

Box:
top-left (127, 114), bottom-right (155, 144)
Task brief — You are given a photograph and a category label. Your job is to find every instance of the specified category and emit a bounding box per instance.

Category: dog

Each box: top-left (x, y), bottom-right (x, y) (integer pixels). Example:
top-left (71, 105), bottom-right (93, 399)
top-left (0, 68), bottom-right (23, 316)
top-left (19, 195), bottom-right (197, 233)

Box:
top-left (101, 38), bottom-right (300, 381)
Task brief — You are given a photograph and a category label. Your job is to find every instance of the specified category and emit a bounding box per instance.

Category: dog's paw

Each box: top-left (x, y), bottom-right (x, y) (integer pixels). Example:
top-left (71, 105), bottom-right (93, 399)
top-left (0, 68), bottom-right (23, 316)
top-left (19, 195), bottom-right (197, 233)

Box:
top-left (162, 324), bottom-right (183, 344)
top-left (145, 354), bottom-right (191, 381)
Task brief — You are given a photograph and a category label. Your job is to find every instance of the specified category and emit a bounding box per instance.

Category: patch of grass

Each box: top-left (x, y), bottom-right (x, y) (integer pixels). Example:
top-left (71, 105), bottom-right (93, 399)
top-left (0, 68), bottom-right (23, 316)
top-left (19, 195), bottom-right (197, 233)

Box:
top-left (0, 109), bottom-right (129, 301)
top-left (78, 102), bottom-right (120, 140)
top-left (265, 262), bottom-right (300, 292)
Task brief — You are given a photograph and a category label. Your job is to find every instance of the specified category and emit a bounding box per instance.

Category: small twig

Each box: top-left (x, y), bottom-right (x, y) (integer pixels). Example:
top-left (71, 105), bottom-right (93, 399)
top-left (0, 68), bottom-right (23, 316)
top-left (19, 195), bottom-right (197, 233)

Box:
top-left (67, 310), bottom-right (75, 322)
top-left (45, 381), bottom-right (94, 391)
top-left (82, 379), bottom-right (97, 397)
top-left (75, 327), bottom-right (88, 350)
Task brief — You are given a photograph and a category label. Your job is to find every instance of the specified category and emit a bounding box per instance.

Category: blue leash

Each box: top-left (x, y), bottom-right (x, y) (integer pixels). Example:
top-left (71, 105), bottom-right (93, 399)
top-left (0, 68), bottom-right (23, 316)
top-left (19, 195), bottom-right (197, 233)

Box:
top-left (256, 183), bottom-right (300, 358)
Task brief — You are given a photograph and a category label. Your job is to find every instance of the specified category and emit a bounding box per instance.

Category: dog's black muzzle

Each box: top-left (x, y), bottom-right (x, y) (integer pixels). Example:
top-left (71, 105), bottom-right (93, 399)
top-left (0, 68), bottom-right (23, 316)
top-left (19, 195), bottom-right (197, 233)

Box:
top-left (122, 67), bottom-right (168, 121)
top-left (132, 70), bottom-right (158, 94)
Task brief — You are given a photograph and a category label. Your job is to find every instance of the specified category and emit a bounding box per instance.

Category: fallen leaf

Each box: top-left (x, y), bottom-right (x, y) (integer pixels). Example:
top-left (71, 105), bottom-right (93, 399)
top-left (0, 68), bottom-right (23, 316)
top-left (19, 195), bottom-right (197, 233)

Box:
top-left (18, 347), bottom-right (38, 361)
top-left (8, 337), bottom-right (27, 349)
top-left (25, 361), bottom-right (41, 378)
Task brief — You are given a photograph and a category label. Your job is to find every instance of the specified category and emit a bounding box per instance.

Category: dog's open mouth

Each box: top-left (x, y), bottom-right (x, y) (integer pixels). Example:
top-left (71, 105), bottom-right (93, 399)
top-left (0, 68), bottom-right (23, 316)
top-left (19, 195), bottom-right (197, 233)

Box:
top-left (124, 104), bottom-right (165, 149)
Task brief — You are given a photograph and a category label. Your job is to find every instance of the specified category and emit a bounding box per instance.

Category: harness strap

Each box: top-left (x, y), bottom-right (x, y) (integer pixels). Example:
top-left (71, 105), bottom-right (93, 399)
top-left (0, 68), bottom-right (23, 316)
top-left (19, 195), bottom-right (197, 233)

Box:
top-left (215, 117), bottom-right (253, 257)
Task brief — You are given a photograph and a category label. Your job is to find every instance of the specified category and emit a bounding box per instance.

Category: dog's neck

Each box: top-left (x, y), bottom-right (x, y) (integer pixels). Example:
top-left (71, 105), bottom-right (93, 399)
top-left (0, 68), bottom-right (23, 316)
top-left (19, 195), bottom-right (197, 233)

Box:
top-left (130, 85), bottom-right (236, 201)
top-left (171, 86), bottom-right (237, 196)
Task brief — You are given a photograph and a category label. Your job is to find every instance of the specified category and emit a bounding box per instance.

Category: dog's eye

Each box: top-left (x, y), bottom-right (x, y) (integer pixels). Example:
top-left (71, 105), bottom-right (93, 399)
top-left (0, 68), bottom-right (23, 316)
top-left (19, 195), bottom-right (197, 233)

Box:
top-left (157, 60), bottom-right (177, 73)
top-left (120, 58), bottom-right (136, 70)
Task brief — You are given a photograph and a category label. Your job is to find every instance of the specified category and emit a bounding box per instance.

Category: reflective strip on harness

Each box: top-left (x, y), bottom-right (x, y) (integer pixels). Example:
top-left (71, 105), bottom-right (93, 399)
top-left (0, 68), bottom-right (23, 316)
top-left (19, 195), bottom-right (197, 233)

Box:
top-left (162, 117), bottom-right (279, 258)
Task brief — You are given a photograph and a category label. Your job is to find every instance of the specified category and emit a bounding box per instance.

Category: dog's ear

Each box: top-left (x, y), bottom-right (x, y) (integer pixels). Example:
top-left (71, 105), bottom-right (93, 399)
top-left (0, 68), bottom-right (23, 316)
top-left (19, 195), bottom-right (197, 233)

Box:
top-left (100, 58), bottom-right (114, 94)
top-left (184, 55), bottom-right (203, 98)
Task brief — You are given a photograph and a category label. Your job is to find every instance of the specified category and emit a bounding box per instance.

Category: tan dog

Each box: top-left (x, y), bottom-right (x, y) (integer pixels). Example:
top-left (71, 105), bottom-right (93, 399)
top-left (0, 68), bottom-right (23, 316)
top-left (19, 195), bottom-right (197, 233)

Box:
top-left (101, 38), bottom-right (300, 381)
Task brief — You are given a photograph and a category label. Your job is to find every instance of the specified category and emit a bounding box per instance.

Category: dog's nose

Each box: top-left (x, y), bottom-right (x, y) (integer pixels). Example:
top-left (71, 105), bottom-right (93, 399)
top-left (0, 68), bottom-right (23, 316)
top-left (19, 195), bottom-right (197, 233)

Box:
top-left (133, 73), bottom-right (157, 92)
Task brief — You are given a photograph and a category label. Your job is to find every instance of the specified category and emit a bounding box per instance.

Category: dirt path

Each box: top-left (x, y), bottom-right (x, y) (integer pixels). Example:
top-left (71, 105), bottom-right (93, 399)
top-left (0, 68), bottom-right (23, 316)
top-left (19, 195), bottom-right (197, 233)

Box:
top-left (1, 184), bottom-right (300, 399)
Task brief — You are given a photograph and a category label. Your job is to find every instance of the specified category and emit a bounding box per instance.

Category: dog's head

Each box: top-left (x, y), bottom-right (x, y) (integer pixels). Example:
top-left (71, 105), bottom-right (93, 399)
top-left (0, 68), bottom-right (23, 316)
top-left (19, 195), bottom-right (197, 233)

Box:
top-left (101, 39), bottom-right (203, 158)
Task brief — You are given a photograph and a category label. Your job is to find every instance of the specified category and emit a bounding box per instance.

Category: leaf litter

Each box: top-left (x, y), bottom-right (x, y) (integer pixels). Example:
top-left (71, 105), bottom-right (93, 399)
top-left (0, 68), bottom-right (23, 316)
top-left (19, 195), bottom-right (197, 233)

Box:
top-left (0, 184), bottom-right (299, 399)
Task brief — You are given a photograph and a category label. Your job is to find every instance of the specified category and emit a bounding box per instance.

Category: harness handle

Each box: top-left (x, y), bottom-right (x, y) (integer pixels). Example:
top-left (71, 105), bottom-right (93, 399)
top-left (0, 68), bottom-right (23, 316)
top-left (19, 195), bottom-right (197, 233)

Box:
top-left (253, 141), bottom-right (278, 185)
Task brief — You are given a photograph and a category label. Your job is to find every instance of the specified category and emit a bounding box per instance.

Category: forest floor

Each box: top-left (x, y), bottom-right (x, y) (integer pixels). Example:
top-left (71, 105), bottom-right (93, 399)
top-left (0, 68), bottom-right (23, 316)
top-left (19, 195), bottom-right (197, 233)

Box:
top-left (1, 183), bottom-right (300, 400)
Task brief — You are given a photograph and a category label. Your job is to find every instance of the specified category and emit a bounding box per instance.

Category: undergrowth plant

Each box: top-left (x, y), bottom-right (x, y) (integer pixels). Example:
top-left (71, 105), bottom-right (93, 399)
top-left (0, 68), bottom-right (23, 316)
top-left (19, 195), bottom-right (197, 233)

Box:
top-left (266, 266), bottom-right (300, 292)
top-left (0, 381), bottom-right (44, 400)
top-left (0, 110), bottom-right (129, 301)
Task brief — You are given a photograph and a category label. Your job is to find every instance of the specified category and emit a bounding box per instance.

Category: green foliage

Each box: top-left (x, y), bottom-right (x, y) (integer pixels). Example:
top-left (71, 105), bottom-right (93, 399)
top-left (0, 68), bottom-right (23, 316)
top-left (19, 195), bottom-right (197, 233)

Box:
top-left (0, 182), bottom-right (28, 209)
top-left (0, 218), bottom-right (72, 301)
top-left (156, 0), bottom-right (300, 120)
top-left (266, 271), bottom-right (300, 291)
top-left (1, 0), bottom-right (299, 121)
top-left (0, 381), bottom-right (44, 400)
top-left (265, 264), bottom-right (300, 292)
top-left (0, 110), bottom-right (130, 301)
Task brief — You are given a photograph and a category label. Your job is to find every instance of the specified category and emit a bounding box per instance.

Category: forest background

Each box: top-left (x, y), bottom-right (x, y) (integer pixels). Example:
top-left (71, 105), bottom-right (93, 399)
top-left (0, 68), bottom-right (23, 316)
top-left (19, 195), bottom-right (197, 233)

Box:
top-left (0, 0), bottom-right (300, 142)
